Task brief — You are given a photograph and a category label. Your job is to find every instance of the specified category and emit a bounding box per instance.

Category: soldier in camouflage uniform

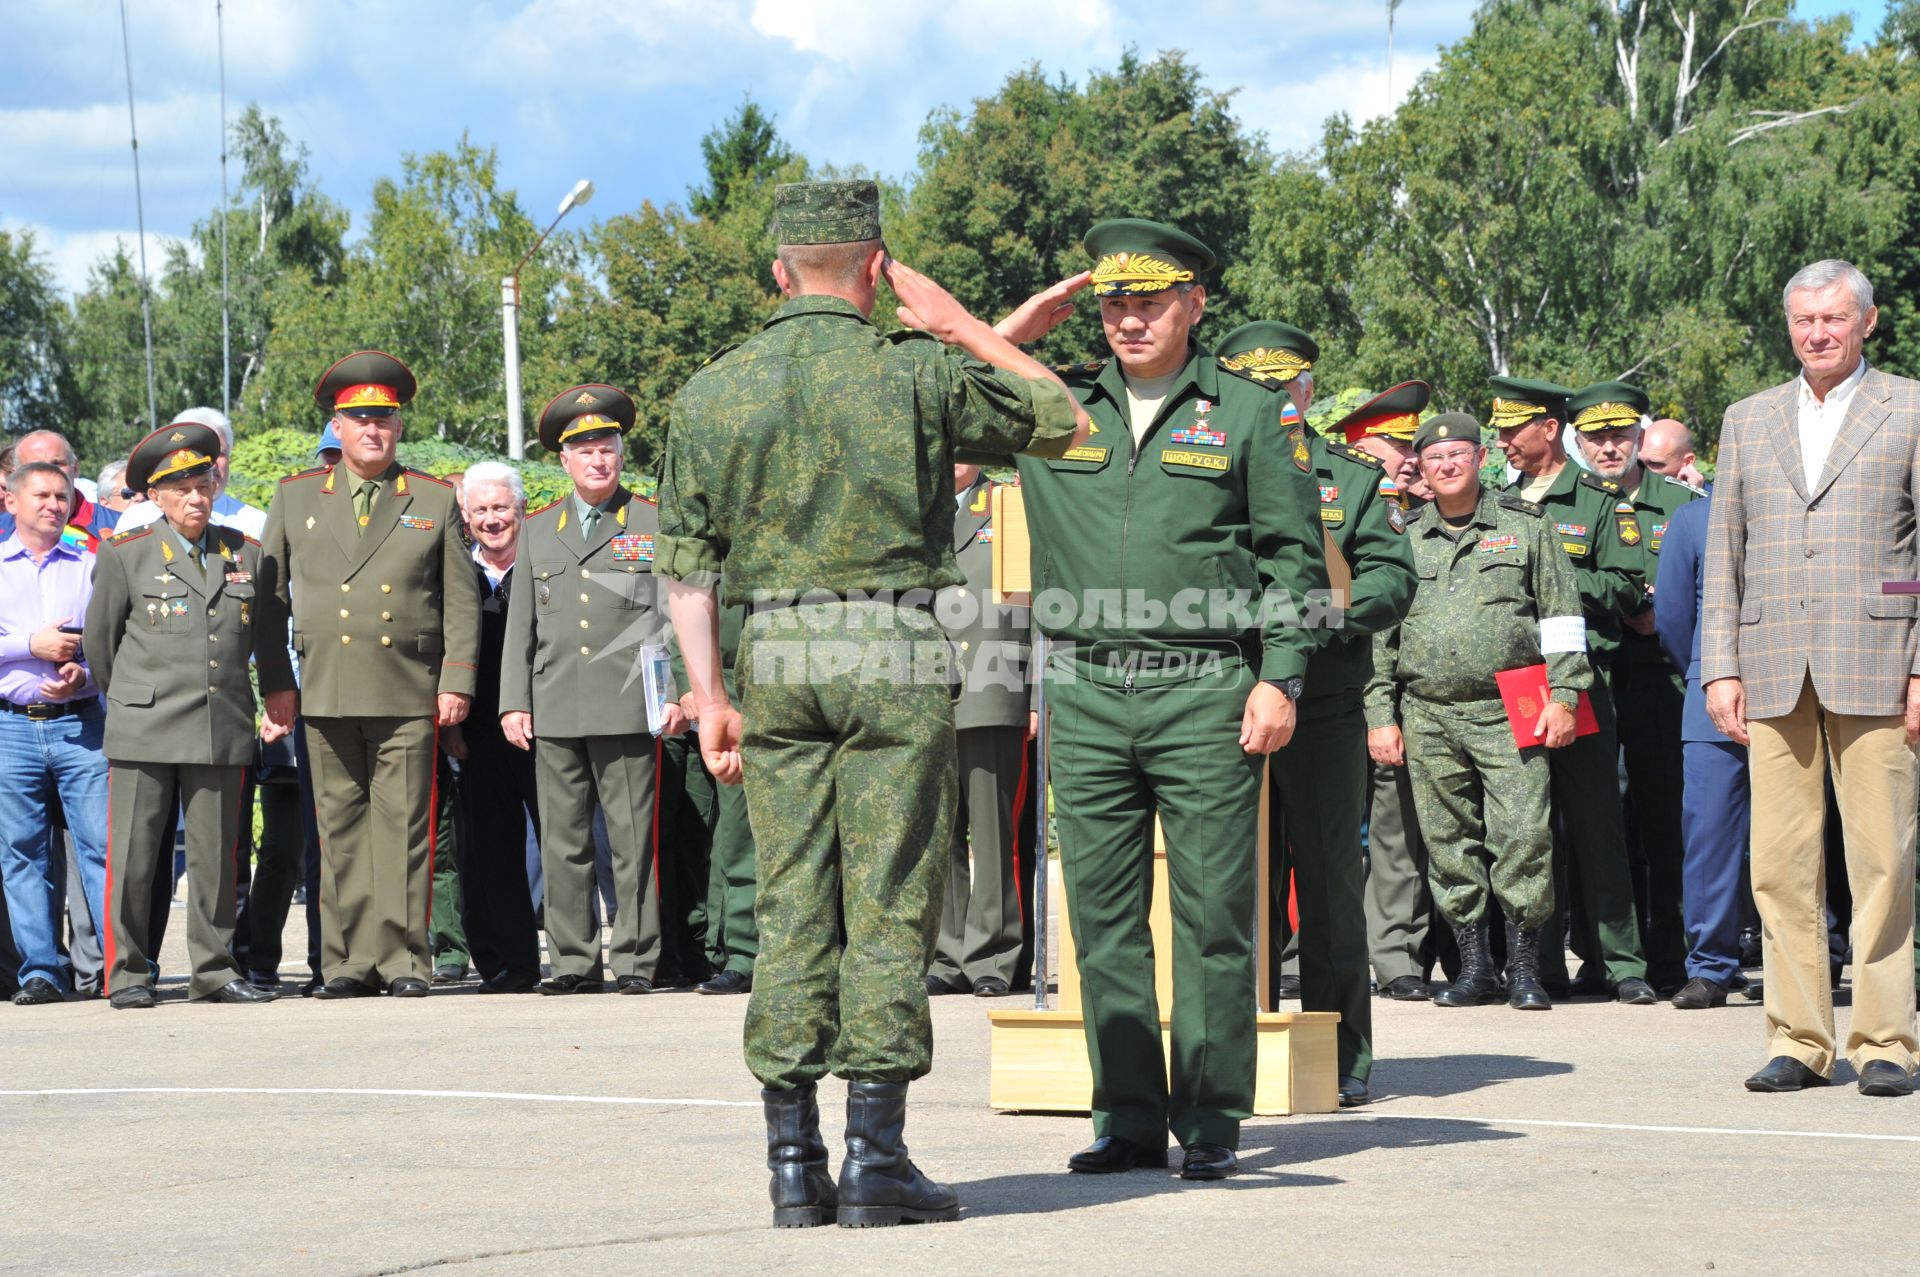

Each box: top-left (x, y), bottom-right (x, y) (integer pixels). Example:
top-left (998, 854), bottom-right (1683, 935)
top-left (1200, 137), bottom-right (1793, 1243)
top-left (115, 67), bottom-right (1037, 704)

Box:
top-left (656, 180), bottom-right (1086, 1228)
top-left (1366, 413), bottom-right (1594, 1010)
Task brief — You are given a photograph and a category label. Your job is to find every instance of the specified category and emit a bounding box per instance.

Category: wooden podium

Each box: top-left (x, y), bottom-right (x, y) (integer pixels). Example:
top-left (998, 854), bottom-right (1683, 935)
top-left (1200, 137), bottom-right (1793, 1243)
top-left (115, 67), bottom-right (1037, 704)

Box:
top-left (984, 485), bottom-right (1339, 1117)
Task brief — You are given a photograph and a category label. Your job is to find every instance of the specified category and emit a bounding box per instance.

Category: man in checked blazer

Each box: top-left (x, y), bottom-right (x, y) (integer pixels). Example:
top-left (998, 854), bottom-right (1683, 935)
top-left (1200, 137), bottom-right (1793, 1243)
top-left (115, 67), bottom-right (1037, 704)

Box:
top-left (1703, 259), bottom-right (1919, 1098)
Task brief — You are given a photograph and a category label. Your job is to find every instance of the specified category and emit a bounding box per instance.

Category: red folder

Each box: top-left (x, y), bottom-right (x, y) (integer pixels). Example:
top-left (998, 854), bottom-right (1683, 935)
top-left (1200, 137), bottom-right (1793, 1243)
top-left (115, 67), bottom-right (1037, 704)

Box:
top-left (1494, 664), bottom-right (1598, 749)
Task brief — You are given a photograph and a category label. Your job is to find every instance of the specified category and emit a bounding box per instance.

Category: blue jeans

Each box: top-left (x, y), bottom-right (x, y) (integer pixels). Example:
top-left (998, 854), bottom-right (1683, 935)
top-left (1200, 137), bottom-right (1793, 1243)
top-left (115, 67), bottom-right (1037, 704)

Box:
top-left (0, 703), bottom-right (109, 991)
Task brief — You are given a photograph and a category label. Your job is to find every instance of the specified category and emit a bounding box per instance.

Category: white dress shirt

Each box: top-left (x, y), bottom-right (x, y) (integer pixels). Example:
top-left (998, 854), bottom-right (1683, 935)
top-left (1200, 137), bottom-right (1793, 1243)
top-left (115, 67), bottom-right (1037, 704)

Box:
top-left (1797, 358), bottom-right (1867, 491)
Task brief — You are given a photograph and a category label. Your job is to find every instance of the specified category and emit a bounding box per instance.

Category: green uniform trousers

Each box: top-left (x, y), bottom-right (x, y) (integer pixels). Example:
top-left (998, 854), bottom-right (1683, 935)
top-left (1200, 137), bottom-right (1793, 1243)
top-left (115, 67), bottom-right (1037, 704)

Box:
top-left (246, 774), bottom-right (307, 980)
top-left (105, 761), bottom-right (247, 998)
top-left (1364, 758), bottom-right (1449, 982)
top-left (1051, 670), bottom-right (1261, 1152)
top-left (1539, 673), bottom-right (1649, 986)
top-left (429, 752), bottom-right (468, 969)
top-left (657, 733), bottom-right (715, 983)
top-left (703, 751), bottom-right (758, 977)
top-left (1612, 655), bottom-right (1688, 990)
top-left (930, 724), bottom-right (1029, 989)
top-left (305, 715), bottom-right (439, 986)
top-left (534, 734), bottom-right (661, 982)
top-left (1269, 696), bottom-right (1374, 1081)
top-left (737, 602), bottom-right (955, 1090)
top-left (1401, 696), bottom-right (1555, 931)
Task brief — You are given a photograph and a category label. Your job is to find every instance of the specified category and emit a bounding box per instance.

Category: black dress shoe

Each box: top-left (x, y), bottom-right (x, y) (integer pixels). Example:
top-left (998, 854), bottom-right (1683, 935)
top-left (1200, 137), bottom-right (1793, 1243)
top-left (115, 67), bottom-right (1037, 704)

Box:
top-left (1858, 1060), bottom-right (1914, 1097)
top-left (1671, 977), bottom-right (1729, 1010)
top-left (198, 979), bottom-right (279, 1004)
top-left (109, 985), bottom-right (157, 1009)
top-left (698, 969), bottom-right (752, 995)
top-left (1066, 1136), bottom-right (1166, 1174)
top-left (1337, 1075), bottom-right (1370, 1108)
top-left (11, 977), bottom-right (62, 1006)
top-left (431, 963), bottom-right (468, 985)
top-left (388, 977), bottom-right (429, 998)
top-left (300, 976), bottom-right (324, 997)
top-left (925, 975), bottom-right (964, 996)
top-left (617, 975), bottom-right (655, 994)
top-left (1745, 1056), bottom-right (1831, 1092)
top-left (1614, 977), bottom-right (1657, 1005)
top-left (245, 971), bottom-right (282, 989)
top-left (1274, 974), bottom-right (1302, 1000)
top-left (312, 977), bottom-right (373, 1000)
top-left (476, 972), bottom-right (540, 994)
top-left (539, 974), bottom-right (604, 995)
top-left (972, 977), bottom-right (1011, 997)
top-left (1377, 975), bottom-right (1432, 1001)
top-left (1179, 1143), bottom-right (1238, 1181)
top-left (1569, 964), bottom-right (1607, 996)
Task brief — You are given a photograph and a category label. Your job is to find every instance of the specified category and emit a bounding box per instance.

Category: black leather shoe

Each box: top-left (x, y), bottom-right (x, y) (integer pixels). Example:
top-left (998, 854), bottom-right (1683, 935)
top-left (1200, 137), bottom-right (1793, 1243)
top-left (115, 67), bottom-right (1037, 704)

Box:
top-left (1274, 974), bottom-right (1302, 1000)
top-left (431, 963), bottom-right (467, 985)
top-left (11, 977), bottom-right (62, 1006)
top-left (1671, 977), bottom-right (1729, 1010)
top-left (1569, 964), bottom-right (1608, 997)
top-left (476, 972), bottom-right (539, 994)
top-left (617, 975), bottom-right (655, 994)
top-left (245, 971), bottom-right (282, 989)
top-left (1858, 1060), bottom-right (1914, 1097)
top-left (1378, 975), bottom-right (1432, 1001)
top-left (1179, 1143), bottom-right (1238, 1181)
top-left (1744, 1056), bottom-right (1831, 1092)
top-left (1066, 1136), bottom-right (1165, 1173)
top-left (925, 974), bottom-right (963, 996)
top-left (1338, 1075), bottom-right (1370, 1108)
top-left (198, 979), bottom-right (278, 1004)
top-left (972, 977), bottom-right (1011, 997)
top-left (109, 985), bottom-right (157, 1009)
top-left (698, 969), bottom-right (751, 995)
top-left (311, 977), bottom-right (372, 1000)
top-left (1614, 977), bottom-right (1657, 1005)
top-left (539, 974), bottom-right (604, 995)
top-left (388, 977), bottom-right (429, 998)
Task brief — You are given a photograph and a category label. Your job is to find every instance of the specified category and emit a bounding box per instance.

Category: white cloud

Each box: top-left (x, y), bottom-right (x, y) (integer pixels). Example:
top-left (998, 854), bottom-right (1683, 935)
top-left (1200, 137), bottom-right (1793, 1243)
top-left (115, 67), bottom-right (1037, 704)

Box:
top-left (1233, 50), bottom-right (1442, 154)
top-left (1, 218), bottom-right (192, 297)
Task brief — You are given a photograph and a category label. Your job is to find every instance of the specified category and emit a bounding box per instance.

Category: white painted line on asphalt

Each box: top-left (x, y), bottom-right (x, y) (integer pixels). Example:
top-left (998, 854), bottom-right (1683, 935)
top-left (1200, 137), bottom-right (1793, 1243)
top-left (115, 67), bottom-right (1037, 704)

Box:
top-left (0, 1086), bottom-right (759, 1108)
top-left (1367, 1112), bottom-right (1920, 1144)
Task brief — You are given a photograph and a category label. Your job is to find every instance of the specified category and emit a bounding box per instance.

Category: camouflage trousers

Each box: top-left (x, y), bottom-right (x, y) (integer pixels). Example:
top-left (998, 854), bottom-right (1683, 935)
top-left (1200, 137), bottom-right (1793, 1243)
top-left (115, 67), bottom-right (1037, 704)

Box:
top-left (1401, 695), bottom-right (1554, 931)
top-left (737, 600), bottom-right (956, 1090)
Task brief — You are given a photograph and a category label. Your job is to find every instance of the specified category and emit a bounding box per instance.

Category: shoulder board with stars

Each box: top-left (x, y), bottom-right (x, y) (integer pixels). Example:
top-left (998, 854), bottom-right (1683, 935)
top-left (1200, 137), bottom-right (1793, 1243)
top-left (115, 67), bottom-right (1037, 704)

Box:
top-left (1216, 356), bottom-right (1285, 391)
top-left (281, 465), bottom-right (331, 485)
top-left (1497, 492), bottom-right (1547, 518)
top-left (634, 492), bottom-right (658, 507)
top-left (403, 469), bottom-right (452, 489)
top-left (1577, 471), bottom-right (1624, 496)
top-left (1325, 440), bottom-right (1384, 471)
top-left (699, 340), bottom-right (741, 369)
top-left (1662, 475), bottom-right (1705, 495)
top-left (526, 497), bottom-right (564, 518)
top-left (1050, 358), bottom-right (1109, 380)
top-left (213, 526), bottom-right (251, 552)
top-left (108, 527), bottom-right (154, 546)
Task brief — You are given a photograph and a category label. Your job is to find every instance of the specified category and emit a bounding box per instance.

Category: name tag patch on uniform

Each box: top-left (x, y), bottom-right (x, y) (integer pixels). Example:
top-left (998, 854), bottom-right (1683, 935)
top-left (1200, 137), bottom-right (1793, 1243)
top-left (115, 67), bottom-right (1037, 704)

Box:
top-left (1554, 522), bottom-right (1587, 538)
top-left (1060, 445), bottom-right (1110, 463)
top-left (1169, 425), bottom-right (1226, 447)
top-left (1319, 486), bottom-right (1340, 503)
top-left (399, 515), bottom-right (435, 530)
top-left (1562, 541), bottom-right (1590, 557)
top-left (1478, 534), bottom-right (1519, 555)
top-left (1319, 508), bottom-right (1346, 525)
top-left (1162, 449), bottom-right (1229, 472)
top-left (611, 534), bottom-right (655, 562)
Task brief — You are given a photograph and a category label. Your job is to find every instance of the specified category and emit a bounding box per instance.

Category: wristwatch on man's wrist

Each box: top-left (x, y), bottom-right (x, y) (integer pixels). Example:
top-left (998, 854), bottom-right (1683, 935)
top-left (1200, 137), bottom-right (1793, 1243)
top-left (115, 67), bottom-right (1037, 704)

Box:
top-left (1263, 676), bottom-right (1305, 701)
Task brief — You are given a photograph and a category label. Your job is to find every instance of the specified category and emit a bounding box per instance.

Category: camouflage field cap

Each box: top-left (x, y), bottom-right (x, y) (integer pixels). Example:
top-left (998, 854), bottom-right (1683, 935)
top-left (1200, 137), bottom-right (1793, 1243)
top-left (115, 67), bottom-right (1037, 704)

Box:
top-left (773, 180), bottom-right (882, 245)
top-left (1487, 375), bottom-right (1573, 431)
top-left (1084, 218), bottom-right (1215, 297)
top-left (1412, 411), bottom-right (1484, 454)
top-left (1215, 320), bottom-right (1319, 384)
top-left (126, 420), bottom-right (221, 491)
top-left (1566, 380), bottom-right (1650, 433)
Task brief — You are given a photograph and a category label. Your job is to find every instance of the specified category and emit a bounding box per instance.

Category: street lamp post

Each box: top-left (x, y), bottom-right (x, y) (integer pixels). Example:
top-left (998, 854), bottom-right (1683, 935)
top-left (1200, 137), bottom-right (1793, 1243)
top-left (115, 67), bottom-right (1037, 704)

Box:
top-left (503, 178), bottom-right (594, 459)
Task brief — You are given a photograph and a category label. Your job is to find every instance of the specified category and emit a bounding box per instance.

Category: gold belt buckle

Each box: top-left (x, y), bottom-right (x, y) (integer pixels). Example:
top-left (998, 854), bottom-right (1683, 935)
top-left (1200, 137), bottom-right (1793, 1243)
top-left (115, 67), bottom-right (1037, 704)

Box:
top-left (25, 703), bottom-right (55, 721)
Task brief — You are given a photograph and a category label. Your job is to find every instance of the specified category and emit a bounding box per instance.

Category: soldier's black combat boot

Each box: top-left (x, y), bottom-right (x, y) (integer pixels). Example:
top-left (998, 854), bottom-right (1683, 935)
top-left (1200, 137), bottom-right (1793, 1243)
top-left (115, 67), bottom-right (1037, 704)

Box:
top-left (1505, 920), bottom-right (1553, 1011)
top-left (1434, 923), bottom-right (1501, 1007)
top-left (763, 1083), bottom-right (837, 1227)
top-left (836, 1082), bottom-right (960, 1227)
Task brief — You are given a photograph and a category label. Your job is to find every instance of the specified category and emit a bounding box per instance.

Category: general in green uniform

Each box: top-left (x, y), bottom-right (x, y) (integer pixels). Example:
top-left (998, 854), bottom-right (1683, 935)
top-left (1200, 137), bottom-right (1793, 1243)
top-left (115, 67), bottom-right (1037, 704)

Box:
top-left (1367, 412), bottom-right (1593, 1009)
top-left (1217, 323), bottom-right (1417, 1107)
top-left (656, 180), bottom-right (1082, 1227)
top-left (85, 423), bottom-right (279, 1008)
top-left (256, 351), bottom-right (482, 999)
top-left (1492, 375), bottom-right (1655, 1004)
top-left (1016, 224), bottom-right (1328, 1181)
top-left (1568, 381), bottom-right (1701, 995)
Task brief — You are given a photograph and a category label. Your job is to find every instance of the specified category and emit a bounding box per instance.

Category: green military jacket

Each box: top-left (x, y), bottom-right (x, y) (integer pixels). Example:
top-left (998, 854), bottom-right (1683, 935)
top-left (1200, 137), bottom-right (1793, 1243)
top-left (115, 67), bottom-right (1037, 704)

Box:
top-left (1307, 437), bottom-right (1417, 698)
top-left (1013, 344), bottom-right (1328, 686)
top-left (1364, 487), bottom-right (1592, 723)
top-left (499, 486), bottom-right (666, 738)
top-left (256, 462), bottom-right (481, 717)
top-left (1616, 467), bottom-right (1702, 667)
top-left (940, 478), bottom-right (1032, 731)
top-left (83, 521), bottom-right (268, 766)
top-left (655, 295), bottom-right (1079, 603)
top-left (1503, 463), bottom-right (1643, 664)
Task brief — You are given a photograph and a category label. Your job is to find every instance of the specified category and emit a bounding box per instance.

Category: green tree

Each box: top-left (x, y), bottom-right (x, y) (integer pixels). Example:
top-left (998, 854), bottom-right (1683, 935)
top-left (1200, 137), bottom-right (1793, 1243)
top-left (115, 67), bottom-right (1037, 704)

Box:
top-left (0, 227), bottom-right (67, 437)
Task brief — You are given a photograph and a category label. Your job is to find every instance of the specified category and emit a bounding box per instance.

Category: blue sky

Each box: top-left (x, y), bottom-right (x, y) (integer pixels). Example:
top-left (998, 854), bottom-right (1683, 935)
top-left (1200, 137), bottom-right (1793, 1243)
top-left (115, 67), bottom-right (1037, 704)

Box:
top-left (1, 0), bottom-right (1890, 295)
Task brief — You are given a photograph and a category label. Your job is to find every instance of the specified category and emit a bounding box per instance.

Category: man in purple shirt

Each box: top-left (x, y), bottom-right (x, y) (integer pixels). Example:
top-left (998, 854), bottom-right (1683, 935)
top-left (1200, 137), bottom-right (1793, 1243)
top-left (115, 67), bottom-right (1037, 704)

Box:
top-left (0, 460), bottom-right (109, 1004)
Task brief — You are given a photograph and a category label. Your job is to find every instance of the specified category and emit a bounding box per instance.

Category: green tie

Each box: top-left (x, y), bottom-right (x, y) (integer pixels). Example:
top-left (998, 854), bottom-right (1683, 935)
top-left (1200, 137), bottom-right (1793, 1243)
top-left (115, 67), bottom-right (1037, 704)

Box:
top-left (187, 544), bottom-right (205, 576)
top-left (354, 481), bottom-right (378, 535)
top-left (581, 506), bottom-right (600, 543)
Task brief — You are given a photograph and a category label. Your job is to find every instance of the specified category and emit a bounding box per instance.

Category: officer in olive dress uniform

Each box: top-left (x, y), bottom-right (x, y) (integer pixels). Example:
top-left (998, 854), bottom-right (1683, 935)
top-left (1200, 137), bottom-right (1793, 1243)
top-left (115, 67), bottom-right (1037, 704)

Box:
top-left (1492, 375), bottom-right (1655, 1005)
top-left (499, 385), bottom-right (673, 995)
top-left (928, 465), bottom-right (1034, 998)
top-left (85, 422), bottom-right (280, 1008)
top-left (1215, 322), bottom-right (1417, 1108)
top-left (256, 351), bottom-right (482, 999)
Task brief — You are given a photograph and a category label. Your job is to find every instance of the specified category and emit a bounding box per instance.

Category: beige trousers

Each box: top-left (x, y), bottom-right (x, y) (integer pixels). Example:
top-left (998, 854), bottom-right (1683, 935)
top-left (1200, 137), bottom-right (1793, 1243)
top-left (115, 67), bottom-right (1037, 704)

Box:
top-left (1748, 679), bottom-right (1918, 1075)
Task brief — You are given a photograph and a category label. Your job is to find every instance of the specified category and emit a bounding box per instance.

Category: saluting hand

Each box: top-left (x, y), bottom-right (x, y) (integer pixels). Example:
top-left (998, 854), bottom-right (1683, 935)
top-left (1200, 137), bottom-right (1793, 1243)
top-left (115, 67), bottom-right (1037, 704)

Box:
top-left (1240, 682), bottom-right (1296, 755)
top-left (883, 257), bottom-right (980, 345)
top-left (994, 272), bottom-right (1093, 346)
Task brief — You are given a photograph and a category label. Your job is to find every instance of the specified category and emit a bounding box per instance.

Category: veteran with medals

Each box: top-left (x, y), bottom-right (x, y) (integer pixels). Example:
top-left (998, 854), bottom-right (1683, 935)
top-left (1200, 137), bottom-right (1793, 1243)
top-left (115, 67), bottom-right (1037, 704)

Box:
top-left (84, 423), bottom-right (280, 1008)
top-left (255, 351), bottom-right (481, 999)
top-left (499, 385), bottom-right (677, 995)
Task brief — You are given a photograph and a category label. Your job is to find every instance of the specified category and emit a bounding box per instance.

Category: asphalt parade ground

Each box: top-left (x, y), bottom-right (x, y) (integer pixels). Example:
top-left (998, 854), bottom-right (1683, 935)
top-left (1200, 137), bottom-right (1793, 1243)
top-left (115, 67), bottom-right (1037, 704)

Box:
top-left (3, 898), bottom-right (1915, 1276)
